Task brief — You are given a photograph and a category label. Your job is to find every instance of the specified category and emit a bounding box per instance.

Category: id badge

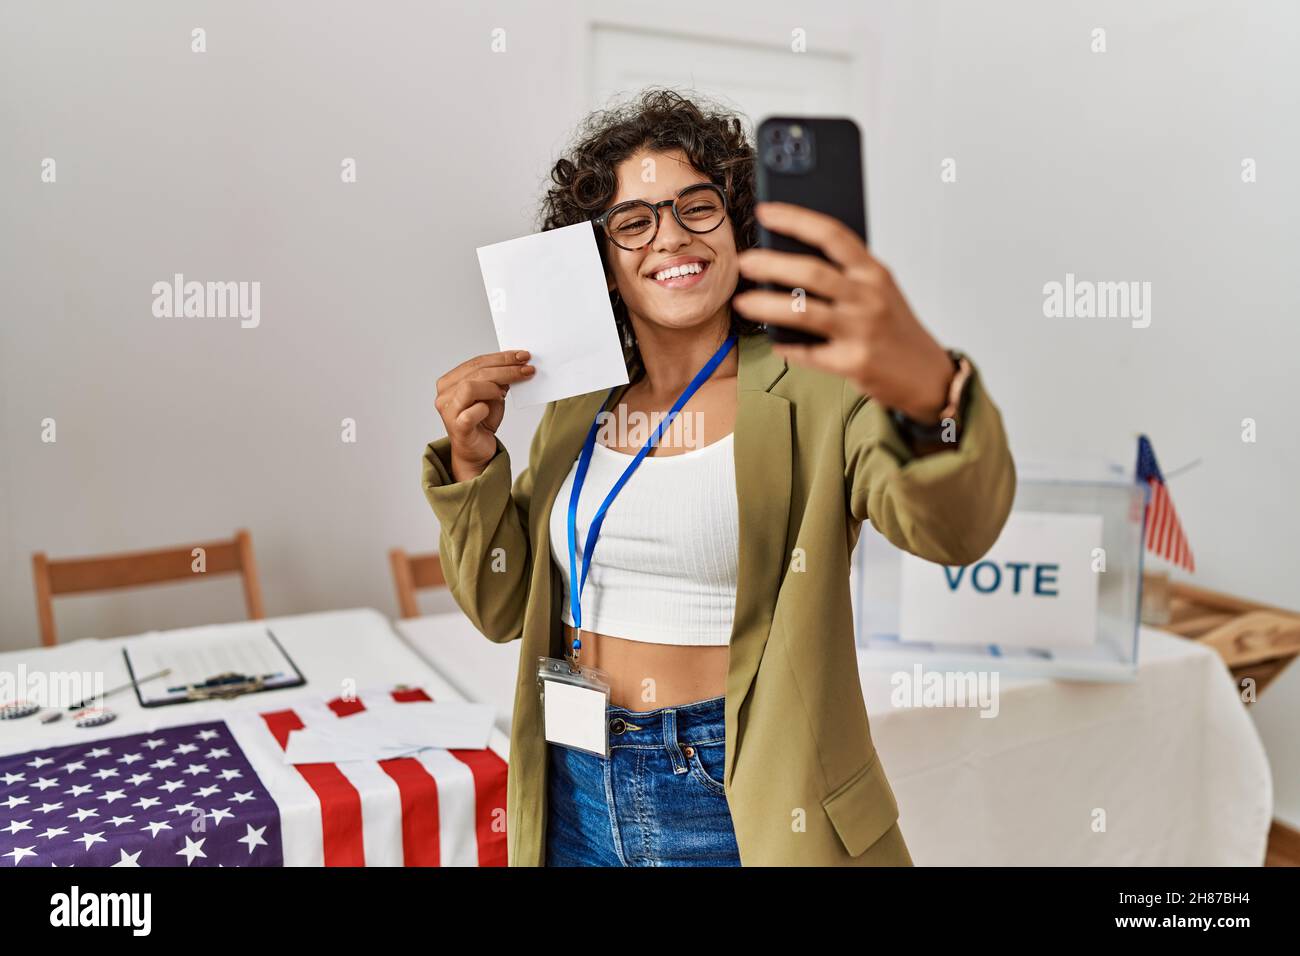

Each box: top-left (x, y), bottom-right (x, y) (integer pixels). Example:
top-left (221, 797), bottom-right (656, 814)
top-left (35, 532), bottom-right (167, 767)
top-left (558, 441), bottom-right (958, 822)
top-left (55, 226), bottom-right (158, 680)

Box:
top-left (537, 656), bottom-right (611, 758)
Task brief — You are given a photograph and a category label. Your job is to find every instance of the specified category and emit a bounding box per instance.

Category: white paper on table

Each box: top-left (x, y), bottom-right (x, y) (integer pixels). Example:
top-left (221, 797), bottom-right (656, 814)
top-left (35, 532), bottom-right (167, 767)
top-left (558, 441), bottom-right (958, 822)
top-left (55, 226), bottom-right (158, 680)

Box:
top-left (282, 701), bottom-right (495, 764)
top-left (476, 222), bottom-right (629, 407)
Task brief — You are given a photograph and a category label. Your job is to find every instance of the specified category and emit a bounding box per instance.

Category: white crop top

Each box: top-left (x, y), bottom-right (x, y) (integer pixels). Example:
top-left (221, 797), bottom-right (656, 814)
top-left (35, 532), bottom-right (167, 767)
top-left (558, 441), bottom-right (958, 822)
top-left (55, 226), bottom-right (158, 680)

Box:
top-left (548, 433), bottom-right (739, 646)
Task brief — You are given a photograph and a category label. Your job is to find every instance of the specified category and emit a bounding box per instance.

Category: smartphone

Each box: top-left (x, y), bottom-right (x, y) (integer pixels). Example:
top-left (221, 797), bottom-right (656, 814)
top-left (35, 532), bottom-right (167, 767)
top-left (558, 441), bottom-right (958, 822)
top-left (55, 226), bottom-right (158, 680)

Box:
top-left (754, 116), bottom-right (868, 345)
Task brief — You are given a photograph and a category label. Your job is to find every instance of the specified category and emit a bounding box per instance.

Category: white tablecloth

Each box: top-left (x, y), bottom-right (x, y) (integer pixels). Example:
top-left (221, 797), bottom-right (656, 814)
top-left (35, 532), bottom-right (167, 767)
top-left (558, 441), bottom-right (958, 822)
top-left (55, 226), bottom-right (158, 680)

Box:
top-left (0, 609), bottom-right (510, 867)
top-left (397, 613), bottom-right (1272, 865)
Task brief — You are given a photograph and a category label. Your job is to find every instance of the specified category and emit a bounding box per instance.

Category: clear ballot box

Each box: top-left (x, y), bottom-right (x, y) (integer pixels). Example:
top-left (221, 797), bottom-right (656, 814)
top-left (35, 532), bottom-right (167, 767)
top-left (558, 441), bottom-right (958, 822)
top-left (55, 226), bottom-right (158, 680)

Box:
top-left (850, 461), bottom-right (1147, 681)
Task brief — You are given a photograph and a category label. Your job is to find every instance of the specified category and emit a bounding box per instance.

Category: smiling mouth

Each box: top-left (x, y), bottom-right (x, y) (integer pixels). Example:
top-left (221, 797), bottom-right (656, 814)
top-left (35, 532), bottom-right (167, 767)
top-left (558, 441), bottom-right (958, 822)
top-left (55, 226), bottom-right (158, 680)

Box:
top-left (648, 260), bottom-right (710, 289)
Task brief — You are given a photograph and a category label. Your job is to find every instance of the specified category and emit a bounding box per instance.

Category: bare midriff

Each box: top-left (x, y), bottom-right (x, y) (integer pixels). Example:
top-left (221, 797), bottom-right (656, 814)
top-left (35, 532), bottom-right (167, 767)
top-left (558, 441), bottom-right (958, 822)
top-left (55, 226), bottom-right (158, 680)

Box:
top-left (562, 624), bottom-right (729, 711)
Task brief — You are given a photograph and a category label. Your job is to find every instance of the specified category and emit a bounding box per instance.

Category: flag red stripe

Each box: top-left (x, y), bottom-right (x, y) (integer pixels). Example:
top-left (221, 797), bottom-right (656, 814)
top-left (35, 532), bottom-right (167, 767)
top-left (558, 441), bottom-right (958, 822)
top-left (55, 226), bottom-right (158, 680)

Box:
top-left (379, 757), bottom-right (443, 866)
top-left (449, 748), bottom-right (510, 866)
top-left (260, 708), bottom-right (366, 866)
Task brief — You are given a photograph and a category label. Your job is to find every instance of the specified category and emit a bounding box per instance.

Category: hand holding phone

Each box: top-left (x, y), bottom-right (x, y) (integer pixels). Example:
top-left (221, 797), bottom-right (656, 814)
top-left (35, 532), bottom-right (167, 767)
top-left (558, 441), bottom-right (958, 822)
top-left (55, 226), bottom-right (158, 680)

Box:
top-left (735, 118), bottom-right (955, 424)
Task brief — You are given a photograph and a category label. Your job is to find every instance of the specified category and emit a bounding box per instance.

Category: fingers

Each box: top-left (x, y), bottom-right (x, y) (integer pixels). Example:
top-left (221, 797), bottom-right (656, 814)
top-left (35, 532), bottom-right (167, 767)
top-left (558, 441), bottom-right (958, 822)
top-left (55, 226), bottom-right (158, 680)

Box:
top-left (438, 349), bottom-right (533, 393)
top-left (771, 338), bottom-right (869, 382)
top-left (736, 248), bottom-right (857, 302)
top-left (437, 378), bottom-right (508, 433)
top-left (754, 202), bottom-right (874, 271)
top-left (456, 400), bottom-right (492, 430)
top-left (731, 289), bottom-right (839, 336)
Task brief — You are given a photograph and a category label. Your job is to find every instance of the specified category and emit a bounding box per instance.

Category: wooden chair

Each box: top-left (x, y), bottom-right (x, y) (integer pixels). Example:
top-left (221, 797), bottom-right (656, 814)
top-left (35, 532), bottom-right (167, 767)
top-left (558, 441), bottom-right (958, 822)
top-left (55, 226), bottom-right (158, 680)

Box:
top-left (32, 529), bottom-right (265, 646)
top-left (388, 548), bottom-right (446, 619)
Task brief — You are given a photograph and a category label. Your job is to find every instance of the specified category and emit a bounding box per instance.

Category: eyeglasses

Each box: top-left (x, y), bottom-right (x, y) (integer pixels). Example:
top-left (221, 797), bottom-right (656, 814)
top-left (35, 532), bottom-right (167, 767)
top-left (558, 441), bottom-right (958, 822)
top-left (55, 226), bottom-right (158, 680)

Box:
top-left (593, 182), bottom-right (728, 251)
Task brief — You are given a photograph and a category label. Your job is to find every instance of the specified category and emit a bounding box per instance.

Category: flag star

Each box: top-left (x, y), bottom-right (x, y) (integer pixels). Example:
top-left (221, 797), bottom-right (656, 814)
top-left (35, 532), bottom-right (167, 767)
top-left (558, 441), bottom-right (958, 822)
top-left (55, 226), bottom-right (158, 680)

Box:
top-left (25, 756), bottom-right (55, 768)
top-left (141, 737), bottom-right (167, 749)
top-left (228, 791), bottom-right (255, 804)
top-left (76, 831), bottom-right (106, 851)
top-left (218, 769), bottom-right (243, 782)
top-left (39, 826), bottom-right (68, 840)
top-left (91, 768), bottom-right (120, 780)
top-left (29, 777), bottom-right (59, 791)
top-left (107, 815), bottom-right (135, 827)
top-left (169, 801), bottom-right (198, 816)
top-left (173, 743), bottom-right (198, 755)
top-left (35, 802), bottom-right (63, 814)
top-left (65, 785), bottom-right (92, 798)
top-left (2, 772), bottom-right (25, 785)
top-left (62, 760), bottom-right (86, 773)
top-left (158, 780), bottom-right (185, 793)
top-left (238, 823), bottom-right (268, 854)
top-left (207, 807), bottom-right (234, 826)
top-left (141, 820), bottom-right (172, 837)
top-left (110, 848), bottom-right (142, 867)
top-left (87, 747), bottom-right (111, 758)
top-left (69, 807), bottom-right (99, 822)
top-left (151, 758), bottom-right (176, 770)
top-left (97, 789), bottom-right (127, 804)
top-left (4, 795), bottom-right (30, 809)
top-left (127, 773), bottom-right (152, 786)
top-left (4, 846), bottom-right (37, 865)
top-left (196, 729), bottom-right (219, 741)
top-left (183, 763), bottom-right (209, 777)
top-left (4, 819), bottom-right (33, 835)
top-left (116, 753), bottom-right (143, 765)
top-left (134, 796), bottom-right (162, 810)
top-left (176, 836), bottom-right (206, 865)
top-left (206, 747), bottom-right (230, 759)
top-left (196, 785), bottom-right (221, 798)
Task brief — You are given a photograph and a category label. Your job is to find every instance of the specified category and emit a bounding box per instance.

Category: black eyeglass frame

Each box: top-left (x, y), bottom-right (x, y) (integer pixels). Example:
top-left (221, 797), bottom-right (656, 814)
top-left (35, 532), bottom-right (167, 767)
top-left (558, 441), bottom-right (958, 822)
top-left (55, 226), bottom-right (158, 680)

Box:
top-left (592, 182), bottom-right (729, 251)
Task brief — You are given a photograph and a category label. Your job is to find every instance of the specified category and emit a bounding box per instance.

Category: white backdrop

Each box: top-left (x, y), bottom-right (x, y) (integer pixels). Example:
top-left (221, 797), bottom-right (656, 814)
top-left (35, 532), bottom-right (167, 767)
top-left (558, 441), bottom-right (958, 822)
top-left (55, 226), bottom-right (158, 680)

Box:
top-left (1, 0), bottom-right (1297, 824)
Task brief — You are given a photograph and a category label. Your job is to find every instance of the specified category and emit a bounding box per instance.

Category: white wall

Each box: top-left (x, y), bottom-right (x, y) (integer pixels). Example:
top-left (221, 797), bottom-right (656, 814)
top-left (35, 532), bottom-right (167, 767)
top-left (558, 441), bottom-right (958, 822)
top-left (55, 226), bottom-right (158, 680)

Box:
top-left (2, 0), bottom-right (1297, 822)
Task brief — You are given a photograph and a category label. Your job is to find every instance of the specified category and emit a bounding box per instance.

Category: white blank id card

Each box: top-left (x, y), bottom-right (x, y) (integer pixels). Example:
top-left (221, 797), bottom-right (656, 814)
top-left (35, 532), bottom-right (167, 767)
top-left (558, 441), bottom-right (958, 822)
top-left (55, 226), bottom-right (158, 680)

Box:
top-left (542, 679), bottom-right (608, 755)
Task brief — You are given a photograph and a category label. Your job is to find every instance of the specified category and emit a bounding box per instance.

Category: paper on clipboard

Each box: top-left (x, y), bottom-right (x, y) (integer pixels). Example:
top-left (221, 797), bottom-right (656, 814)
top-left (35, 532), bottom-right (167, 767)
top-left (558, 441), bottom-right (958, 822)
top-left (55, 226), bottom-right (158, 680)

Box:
top-left (475, 222), bottom-right (629, 407)
top-left (122, 622), bottom-right (304, 706)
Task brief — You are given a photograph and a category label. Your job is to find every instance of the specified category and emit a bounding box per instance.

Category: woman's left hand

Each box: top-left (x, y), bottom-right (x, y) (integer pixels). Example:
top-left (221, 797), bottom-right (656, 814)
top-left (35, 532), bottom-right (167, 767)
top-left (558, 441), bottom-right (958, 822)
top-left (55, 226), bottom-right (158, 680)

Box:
top-left (733, 202), bottom-right (955, 424)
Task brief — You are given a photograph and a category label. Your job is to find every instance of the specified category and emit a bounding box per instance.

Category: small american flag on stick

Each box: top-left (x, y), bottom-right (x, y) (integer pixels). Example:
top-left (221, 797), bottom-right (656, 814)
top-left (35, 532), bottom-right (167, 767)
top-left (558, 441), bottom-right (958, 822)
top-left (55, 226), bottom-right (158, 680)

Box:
top-left (1135, 434), bottom-right (1195, 573)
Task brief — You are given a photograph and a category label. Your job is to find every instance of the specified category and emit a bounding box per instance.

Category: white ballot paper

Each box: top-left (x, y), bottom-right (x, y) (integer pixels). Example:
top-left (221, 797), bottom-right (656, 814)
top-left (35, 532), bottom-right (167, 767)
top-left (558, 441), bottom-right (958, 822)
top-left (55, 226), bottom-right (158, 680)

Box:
top-left (282, 701), bottom-right (495, 764)
top-left (476, 221), bottom-right (629, 407)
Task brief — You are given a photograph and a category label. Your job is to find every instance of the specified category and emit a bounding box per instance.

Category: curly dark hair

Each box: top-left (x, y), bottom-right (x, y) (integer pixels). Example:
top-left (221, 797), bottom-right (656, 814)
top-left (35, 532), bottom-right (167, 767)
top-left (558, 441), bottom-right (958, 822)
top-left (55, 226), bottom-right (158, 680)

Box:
top-left (539, 88), bottom-right (765, 382)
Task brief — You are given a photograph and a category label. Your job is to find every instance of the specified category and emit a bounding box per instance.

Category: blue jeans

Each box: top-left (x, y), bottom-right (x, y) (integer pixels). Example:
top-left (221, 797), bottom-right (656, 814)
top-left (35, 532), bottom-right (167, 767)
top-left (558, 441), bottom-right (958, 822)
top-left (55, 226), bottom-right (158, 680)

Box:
top-left (545, 693), bottom-right (742, 866)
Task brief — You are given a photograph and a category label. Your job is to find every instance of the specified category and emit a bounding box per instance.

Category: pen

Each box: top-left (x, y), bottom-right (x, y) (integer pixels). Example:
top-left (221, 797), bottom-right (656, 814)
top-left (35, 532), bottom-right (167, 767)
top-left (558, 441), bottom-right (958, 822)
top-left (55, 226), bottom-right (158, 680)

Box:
top-left (67, 668), bottom-right (172, 711)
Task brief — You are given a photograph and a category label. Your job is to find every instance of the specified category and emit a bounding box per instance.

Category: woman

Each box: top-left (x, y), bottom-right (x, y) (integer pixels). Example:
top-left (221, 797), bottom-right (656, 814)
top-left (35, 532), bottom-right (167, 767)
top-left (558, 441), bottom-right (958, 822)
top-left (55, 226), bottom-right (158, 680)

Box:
top-left (423, 90), bottom-right (1016, 866)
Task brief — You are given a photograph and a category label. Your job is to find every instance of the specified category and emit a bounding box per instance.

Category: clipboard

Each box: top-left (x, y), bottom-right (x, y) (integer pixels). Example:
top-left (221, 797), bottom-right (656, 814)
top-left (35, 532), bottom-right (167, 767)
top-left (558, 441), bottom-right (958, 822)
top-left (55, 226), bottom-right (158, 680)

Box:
top-left (122, 625), bottom-right (307, 708)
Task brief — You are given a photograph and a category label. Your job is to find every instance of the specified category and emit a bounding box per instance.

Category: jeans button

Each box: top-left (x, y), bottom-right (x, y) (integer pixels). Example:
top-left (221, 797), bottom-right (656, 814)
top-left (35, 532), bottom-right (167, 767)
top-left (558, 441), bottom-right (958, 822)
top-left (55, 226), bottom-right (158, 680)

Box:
top-left (608, 717), bottom-right (626, 735)
top-left (683, 746), bottom-right (696, 758)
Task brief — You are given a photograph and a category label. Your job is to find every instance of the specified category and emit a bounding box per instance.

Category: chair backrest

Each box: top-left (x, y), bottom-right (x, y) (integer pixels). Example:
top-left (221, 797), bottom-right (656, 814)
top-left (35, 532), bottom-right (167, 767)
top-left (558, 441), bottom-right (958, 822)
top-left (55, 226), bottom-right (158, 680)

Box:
top-left (388, 548), bottom-right (446, 619)
top-left (31, 529), bottom-right (265, 646)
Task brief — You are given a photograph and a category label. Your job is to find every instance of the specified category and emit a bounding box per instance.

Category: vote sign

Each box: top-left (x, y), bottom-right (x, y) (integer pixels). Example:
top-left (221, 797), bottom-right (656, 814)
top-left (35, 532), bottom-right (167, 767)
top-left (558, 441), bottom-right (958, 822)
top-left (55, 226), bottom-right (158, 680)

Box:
top-left (899, 512), bottom-right (1103, 649)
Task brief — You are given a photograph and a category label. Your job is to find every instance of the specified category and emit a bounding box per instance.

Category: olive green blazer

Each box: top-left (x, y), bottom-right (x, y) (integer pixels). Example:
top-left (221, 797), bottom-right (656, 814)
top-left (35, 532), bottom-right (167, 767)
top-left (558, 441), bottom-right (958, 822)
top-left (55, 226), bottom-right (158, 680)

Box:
top-left (421, 330), bottom-right (1015, 866)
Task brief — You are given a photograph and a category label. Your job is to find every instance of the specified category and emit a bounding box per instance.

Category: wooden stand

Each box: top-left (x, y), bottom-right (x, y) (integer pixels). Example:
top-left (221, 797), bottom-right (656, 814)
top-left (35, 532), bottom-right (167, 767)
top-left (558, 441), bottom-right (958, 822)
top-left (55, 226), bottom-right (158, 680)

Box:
top-left (1148, 574), bottom-right (1300, 696)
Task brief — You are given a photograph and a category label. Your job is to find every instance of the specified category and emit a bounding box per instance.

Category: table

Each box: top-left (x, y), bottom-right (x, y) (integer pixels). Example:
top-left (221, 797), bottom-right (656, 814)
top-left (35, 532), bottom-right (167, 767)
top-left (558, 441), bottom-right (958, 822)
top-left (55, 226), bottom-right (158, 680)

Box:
top-left (0, 609), bottom-right (509, 867)
top-left (397, 612), bottom-right (1272, 865)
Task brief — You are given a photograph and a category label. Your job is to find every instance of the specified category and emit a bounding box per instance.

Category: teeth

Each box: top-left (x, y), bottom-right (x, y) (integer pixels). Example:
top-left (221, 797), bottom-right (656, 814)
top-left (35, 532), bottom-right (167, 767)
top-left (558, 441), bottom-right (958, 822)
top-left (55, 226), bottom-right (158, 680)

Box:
top-left (653, 262), bottom-right (705, 281)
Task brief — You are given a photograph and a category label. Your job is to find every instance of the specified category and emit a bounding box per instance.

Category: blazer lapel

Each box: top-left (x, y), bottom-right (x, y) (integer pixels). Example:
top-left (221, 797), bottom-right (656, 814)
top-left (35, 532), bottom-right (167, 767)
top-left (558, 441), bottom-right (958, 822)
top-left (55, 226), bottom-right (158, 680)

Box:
top-left (726, 332), bottom-right (791, 785)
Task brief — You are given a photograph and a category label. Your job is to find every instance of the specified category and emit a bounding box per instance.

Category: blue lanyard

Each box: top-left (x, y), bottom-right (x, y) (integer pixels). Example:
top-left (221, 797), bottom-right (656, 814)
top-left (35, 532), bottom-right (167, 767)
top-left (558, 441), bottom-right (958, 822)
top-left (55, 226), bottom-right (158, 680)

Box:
top-left (566, 333), bottom-right (737, 660)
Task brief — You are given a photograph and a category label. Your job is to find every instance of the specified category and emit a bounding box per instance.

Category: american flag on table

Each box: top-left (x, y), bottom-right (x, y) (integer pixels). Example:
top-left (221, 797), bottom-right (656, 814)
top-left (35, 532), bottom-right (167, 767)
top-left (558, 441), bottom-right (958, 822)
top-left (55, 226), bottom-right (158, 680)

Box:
top-left (1135, 434), bottom-right (1195, 573)
top-left (0, 686), bottom-right (507, 867)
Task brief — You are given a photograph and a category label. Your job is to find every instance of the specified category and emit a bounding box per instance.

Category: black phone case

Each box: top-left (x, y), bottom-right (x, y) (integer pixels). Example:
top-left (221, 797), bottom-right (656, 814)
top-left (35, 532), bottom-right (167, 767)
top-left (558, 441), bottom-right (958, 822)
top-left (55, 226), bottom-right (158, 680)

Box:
top-left (754, 116), bottom-right (868, 345)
